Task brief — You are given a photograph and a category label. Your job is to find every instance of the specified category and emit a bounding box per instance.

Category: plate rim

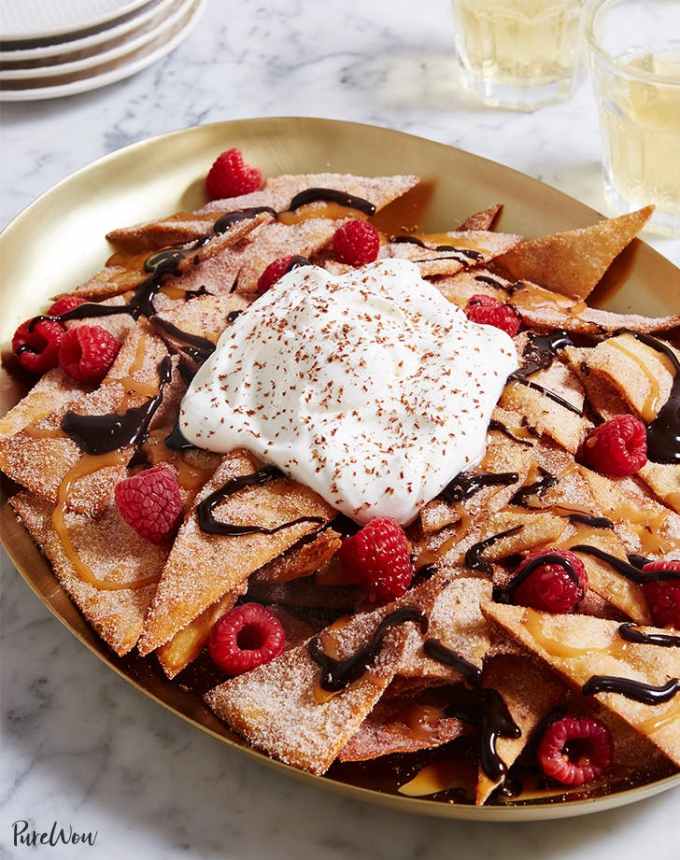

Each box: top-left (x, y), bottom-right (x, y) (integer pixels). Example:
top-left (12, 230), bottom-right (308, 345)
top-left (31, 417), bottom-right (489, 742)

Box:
top-left (0, 0), bottom-right (203, 101)
top-left (1, 116), bottom-right (679, 821)
top-left (0, 0), bottom-right (154, 43)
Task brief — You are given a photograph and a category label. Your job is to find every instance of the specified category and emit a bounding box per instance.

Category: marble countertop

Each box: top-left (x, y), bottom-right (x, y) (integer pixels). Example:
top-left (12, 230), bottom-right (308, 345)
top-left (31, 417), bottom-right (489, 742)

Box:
top-left (1, 1), bottom-right (678, 858)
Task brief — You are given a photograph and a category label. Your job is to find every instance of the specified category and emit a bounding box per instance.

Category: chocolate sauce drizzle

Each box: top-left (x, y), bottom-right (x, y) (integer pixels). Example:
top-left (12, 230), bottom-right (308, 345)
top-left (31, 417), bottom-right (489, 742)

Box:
top-left (474, 274), bottom-right (507, 290)
top-left (423, 638), bottom-right (482, 686)
top-left (465, 525), bottom-right (523, 574)
top-left (493, 552), bottom-right (584, 605)
top-left (583, 675), bottom-right (680, 705)
top-left (149, 316), bottom-right (215, 382)
top-left (196, 465), bottom-right (325, 536)
top-left (287, 188), bottom-right (376, 216)
top-left (509, 376), bottom-right (584, 416)
top-left (439, 471), bottom-right (519, 505)
top-left (506, 330), bottom-right (582, 416)
top-left (308, 606), bottom-right (427, 693)
top-left (633, 333), bottom-right (680, 464)
top-left (570, 545), bottom-right (680, 585)
top-left (568, 513), bottom-right (614, 529)
top-left (519, 330), bottom-right (574, 377)
top-left (618, 622), bottom-right (680, 648)
top-left (439, 687), bottom-right (521, 781)
top-left (164, 420), bottom-right (194, 451)
top-left (391, 234), bottom-right (485, 263)
top-left (61, 356), bottom-right (172, 455)
top-left (213, 206), bottom-right (277, 235)
top-left (511, 468), bottom-right (557, 507)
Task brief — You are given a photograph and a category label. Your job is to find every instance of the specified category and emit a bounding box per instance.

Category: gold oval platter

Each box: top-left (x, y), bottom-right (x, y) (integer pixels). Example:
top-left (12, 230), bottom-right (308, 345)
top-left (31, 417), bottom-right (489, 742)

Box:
top-left (1, 117), bottom-right (679, 822)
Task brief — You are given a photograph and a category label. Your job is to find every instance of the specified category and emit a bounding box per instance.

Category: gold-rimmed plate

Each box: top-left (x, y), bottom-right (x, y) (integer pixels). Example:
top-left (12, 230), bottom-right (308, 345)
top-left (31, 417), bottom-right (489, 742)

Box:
top-left (1, 117), bottom-right (679, 821)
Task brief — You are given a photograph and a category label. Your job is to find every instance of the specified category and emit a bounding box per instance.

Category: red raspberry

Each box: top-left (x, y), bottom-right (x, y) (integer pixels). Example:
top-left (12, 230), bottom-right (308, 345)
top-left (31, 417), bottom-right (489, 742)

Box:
top-left (115, 465), bottom-right (183, 544)
top-left (465, 294), bottom-right (521, 337)
top-left (59, 324), bottom-right (120, 384)
top-left (208, 603), bottom-right (286, 675)
top-left (338, 517), bottom-right (413, 605)
top-left (205, 148), bottom-right (264, 200)
top-left (257, 255), bottom-right (306, 293)
top-left (581, 415), bottom-right (647, 478)
top-left (512, 549), bottom-right (587, 613)
top-left (641, 560), bottom-right (680, 629)
top-left (332, 220), bottom-right (380, 266)
top-left (538, 716), bottom-right (612, 786)
top-left (12, 319), bottom-right (65, 375)
top-left (47, 295), bottom-right (86, 317)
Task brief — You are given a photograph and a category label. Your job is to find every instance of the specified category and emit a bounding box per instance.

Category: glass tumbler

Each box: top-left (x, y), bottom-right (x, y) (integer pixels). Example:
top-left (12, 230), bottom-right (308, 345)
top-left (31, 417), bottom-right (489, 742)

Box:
top-left (587, 0), bottom-right (680, 237)
top-left (451, 0), bottom-right (587, 110)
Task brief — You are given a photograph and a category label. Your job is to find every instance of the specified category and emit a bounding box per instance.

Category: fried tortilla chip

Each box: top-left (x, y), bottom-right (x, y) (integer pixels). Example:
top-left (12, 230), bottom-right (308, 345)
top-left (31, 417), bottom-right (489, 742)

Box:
top-left (204, 599), bottom-right (419, 774)
top-left (107, 173), bottom-right (420, 251)
top-left (11, 492), bottom-right (167, 655)
top-left (138, 451), bottom-right (336, 655)
top-left (457, 204), bottom-right (503, 232)
top-left (482, 603), bottom-right (680, 768)
top-left (476, 654), bottom-right (565, 804)
top-left (495, 207), bottom-right (653, 300)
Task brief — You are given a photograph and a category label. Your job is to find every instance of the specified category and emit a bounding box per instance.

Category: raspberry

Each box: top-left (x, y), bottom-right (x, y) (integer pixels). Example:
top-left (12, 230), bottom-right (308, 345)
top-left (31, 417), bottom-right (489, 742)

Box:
top-left (642, 560), bottom-right (680, 629)
top-left (208, 603), bottom-right (286, 675)
top-left (257, 255), bottom-right (309, 293)
top-left (205, 148), bottom-right (264, 200)
top-left (338, 517), bottom-right (413, 605)
top-left (581, 415), bottom-right (647, 478)
top-left (47, 295), bottom-right (86, 317)
top-left (59, 324), bottom-right (121, 384)
top-left (12, 319), bottom-right (65, 375)
top-left (115, 465), bottom-right (183, 544)
top-left (538, 716), bottom-right (612, 786)
top-left (465, 294), bottom-right (521, 337)
top-left (512, 549), bottom-right (587, 613)
top-left (332, 220), bottom-right (380, 266)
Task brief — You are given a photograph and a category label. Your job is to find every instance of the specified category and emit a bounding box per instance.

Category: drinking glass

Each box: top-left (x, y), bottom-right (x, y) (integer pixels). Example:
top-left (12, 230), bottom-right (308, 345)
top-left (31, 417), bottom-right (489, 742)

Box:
top-left (587, 0), bottom-right (680, 237)
top-left (450, 0), bottom-right (587, 110)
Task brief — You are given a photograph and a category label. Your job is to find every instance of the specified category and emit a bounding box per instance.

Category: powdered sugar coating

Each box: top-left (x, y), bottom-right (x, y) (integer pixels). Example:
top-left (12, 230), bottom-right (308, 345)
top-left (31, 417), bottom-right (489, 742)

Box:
top-left (181, 260), bottom-right (518, 524)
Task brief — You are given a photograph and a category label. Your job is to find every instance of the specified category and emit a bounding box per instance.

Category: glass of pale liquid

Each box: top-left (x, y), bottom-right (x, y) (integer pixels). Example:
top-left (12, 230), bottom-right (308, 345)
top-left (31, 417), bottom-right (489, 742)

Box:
top-left (451, 0), bottom-right (586, 110)
top-left (588, 0), bottom-right (680, 237)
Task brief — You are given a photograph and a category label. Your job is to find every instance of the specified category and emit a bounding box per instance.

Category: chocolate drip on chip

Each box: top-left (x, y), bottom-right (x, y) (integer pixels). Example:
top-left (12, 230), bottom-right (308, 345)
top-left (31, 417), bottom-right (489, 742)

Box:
top-left (61, 357), bottom-right (172, 455)
top-left (583, 675), bottom-right (680, 705)
top-left (633, 333), bottom-right (680, 464)
top-left (287, 188), bottom-right (376, 216)
top-left (196, 465), bottom-right (324, 536)
top-left (464, 525), bottom-right (523, 574)
top-left (439, 471), bottom-right (519, 505)
top-left (511, 468), bottom-right (557, 507)
top-left (570, 545), bottom-right (680, 584)
top-left (618, 623), bottom-right (680, 648)
top-left (308, 606), bottom-right (427, 693)
top-left (423, 638), bottom-right (482, 686)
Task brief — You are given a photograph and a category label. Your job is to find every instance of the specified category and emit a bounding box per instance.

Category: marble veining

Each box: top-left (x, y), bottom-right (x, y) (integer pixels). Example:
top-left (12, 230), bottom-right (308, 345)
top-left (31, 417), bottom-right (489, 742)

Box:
top-left (1, 1), bottom-right (678, 857)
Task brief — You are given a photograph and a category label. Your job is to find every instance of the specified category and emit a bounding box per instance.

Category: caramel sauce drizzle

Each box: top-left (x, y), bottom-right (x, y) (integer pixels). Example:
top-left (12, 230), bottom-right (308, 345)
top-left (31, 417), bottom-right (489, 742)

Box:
top-left (51, 451), bottom-right (159, 591)
top-left (608, 338), bottom-right (663, 422)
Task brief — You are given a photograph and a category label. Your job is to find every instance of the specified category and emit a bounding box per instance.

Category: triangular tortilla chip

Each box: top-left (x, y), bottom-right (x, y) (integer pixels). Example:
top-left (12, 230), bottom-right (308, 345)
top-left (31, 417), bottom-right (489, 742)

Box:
top-left (482, 602), bottom-right (680, 768)
top-left (138, 451), bottom-right (335, 655)
top-left (496, 207), bottom-right (653, 300)
top-left (476, 654), bottom-right (565, 804)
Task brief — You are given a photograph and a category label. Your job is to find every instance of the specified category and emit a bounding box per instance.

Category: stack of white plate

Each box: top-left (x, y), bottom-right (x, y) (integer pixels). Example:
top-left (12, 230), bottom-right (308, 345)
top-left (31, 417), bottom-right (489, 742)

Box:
top-left (0, 0), bottom-right (205, 101)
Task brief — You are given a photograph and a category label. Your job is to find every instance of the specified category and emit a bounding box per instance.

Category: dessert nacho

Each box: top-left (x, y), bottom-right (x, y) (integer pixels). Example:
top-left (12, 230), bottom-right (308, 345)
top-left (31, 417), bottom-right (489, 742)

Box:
top-left (3, 145), bottom-right (680, 809)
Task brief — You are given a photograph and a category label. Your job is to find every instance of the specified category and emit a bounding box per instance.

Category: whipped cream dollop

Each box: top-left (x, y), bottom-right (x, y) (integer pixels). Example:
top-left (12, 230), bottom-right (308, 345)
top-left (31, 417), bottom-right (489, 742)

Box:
top-left (180, 260), bottom-right (518, 524)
